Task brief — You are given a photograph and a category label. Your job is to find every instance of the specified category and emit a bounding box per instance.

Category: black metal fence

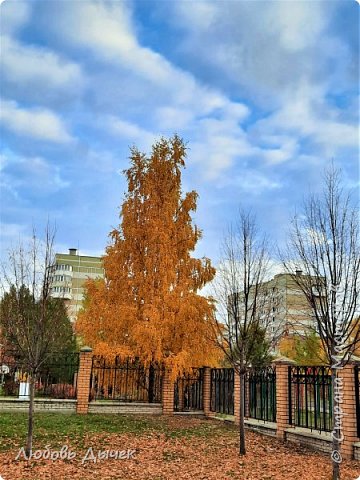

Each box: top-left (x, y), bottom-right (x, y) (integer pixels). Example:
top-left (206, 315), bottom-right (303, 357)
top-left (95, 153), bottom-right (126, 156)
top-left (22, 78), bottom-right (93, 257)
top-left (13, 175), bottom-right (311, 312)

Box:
top-left (90, 357), bottom-right (163, 403)
top-left (355, 366), bottom-right (360, 438)
top-left (288, 366), bottom-right (333, 432)
top-left (0, 351), bottom-right (79, 399)
top-left (210, 368), bottom-right (234, 415)
top-left (246, 366), bottom-right (276, 422)
top-left (174, 368), bottom-right (204, 411)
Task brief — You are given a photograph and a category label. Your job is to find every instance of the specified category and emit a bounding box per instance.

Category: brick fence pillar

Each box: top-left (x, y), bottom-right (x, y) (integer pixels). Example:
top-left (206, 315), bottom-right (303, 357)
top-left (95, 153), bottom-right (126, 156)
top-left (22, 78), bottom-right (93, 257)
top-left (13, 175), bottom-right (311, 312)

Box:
top-left (178, 381), bottom-right (184, 412)
top-left (273, 356), bottom-right (295, 440)
top-left (244, 375), bottom-right (249, 418)
top-left (76, 346), bottom-right (92, 414)
top-left (234, 370), bottom-right (241, 425)
top-left (203, 367), bottom-right (215, 418)
top-left (338, 359), bottom-right (360, 460)
top-left (162, 369), bottom-right (174, 415)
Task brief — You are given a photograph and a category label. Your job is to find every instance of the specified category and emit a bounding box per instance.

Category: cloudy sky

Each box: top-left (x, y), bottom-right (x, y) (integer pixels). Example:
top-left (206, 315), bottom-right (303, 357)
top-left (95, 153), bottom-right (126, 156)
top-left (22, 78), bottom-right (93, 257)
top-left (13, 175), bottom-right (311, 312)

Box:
top-left (0, 0), bottom-right (359, 264)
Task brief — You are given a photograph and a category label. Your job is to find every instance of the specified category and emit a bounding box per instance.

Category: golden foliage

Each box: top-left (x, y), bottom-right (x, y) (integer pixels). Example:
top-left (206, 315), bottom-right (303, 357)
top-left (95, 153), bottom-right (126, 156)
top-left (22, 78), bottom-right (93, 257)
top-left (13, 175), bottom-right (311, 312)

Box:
top-left (278, 333), bottom-right (326, 365)
top-left (76, 136), bottom-right (220, 375)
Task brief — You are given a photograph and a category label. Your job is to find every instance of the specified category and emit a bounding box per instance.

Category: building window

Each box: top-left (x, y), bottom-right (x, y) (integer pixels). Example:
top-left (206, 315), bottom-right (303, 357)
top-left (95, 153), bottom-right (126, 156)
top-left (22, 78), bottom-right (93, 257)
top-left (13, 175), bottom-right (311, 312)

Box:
top-left (56, 264), bottom-right (72, 272)
top-left (51, 286), bottom-right (71, 294)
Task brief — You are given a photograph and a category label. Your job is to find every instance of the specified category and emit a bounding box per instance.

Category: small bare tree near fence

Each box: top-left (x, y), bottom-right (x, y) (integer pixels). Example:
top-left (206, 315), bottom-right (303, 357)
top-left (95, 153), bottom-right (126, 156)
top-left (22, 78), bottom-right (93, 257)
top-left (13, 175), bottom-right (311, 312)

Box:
top-left (212, 209), bottom-right (282, 455)
top-left (283, 167), bottom-right (360, 480)
top-left (0, 225), bottom-right (75, 456)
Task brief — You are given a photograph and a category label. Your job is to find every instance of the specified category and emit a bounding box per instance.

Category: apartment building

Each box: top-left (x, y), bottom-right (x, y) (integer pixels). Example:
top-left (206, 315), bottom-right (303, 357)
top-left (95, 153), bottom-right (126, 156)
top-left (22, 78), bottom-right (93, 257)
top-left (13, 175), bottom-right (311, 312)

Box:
top-left (229, 271), bottom-right (319, 347)
top-left (261, 271), bottom-right (318, 338)
top-left (50, 248), bottom-right (104, 322)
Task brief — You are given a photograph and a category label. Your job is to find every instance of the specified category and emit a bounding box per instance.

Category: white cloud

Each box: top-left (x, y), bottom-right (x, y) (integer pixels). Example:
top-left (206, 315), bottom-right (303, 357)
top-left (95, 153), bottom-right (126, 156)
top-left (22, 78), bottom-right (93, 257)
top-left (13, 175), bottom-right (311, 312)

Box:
top-left (0, 151), bottom-right (70, 196)
top-left (188, 114), bottom-right (256, 179)
top-left (252, 82), bottom-right (358, 154)
top-left (106, 116), bottom-right (158, 152)
top-left (268, 1), bottom-right (327, 52)
top-left (0, 223), bottom-right (27, 243)
top-left (1, 35), bottom-right (83, 93)
top-left (0, 1), bottom-right (30, 34)
top-left (164, 0), bottom-right (342, 106)
top-left (216, 170), bottom-right (281, 194)
top-left (186, 110), bottom-right (299, 178)
top-left (260, 136), bottom-right (299, 165)
top-left (49, 2), bottom-right (249, 119)
top-left (52, 1), bottom-right (172, 85)
top-left (174, 1), bottom-right (217, 30)
top-left (104, 108), bottom-right (255, 181)
top-left (0, 99), bottom-right (73, 143)
top-left (29, 1), bottom-right (259, 181)
top-left (105, 105), bottom-right (254, 179)
top-left (84, 149), bottom-right (119, 174)
top-left (2, 0), bottom-right (355, 192)
top-left (154, 107), bottom-right (194, 131)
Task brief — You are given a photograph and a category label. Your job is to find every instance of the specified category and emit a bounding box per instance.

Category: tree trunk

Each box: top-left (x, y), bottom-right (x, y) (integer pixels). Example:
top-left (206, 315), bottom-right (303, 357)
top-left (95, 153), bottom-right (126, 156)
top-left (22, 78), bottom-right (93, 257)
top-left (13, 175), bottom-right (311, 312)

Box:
top-left (26, 375), bottom-right (35, 457)
top-left (331, 368), bottom-right (341, 480)
top-left (239, 371), bottom-right (246, 455)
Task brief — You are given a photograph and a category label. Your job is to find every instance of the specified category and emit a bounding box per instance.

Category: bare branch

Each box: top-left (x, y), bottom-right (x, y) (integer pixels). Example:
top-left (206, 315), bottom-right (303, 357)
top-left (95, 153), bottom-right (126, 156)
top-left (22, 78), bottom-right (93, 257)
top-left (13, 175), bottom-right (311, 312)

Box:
top-left (282, 166), bottom-right (360, 367)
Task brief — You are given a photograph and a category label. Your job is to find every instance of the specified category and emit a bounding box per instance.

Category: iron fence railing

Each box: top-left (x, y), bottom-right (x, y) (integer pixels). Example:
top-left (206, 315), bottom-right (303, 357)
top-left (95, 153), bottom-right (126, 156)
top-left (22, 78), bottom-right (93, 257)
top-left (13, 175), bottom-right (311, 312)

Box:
top-left (210, 368), bottom-right (234, 415)
top-left (288, 366), bottom-right (333, 432)
top-left (0, 351), bottom-right (79, 399)
top-left (246, 366), bottom-right (276, 422)
top-left (89, 356), bottom-right (162, 403)
top-left (174, 368), bottom-right (204, 411)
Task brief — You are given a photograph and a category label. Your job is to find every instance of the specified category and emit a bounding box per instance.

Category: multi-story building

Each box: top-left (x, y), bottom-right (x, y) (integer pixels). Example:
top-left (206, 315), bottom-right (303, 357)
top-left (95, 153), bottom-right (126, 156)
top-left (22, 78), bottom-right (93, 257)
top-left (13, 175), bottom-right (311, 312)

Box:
top-left (50, 248), bottom-right (104, 322)
top-left (259, 271), bottom-right (318, 339)
top-left (229, 271), bottom-right (320, 348)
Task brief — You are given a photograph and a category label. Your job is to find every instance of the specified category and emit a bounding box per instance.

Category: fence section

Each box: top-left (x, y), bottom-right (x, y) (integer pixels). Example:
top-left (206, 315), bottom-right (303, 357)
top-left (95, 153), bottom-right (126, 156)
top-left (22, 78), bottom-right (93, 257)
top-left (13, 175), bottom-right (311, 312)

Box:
top-left (210, 368), bottom-right (234, 415)
top-left (0, 350), bottom-right (79, 399)
top-left (174, 368), bottom-right (204, 411)
top-left (288, 366), bottom-right (333, 432)
top-left (246, 366), bottom-right (276, 422)
top-left (90, 357), bottom-right (162, 403)
top-left (355, 366), bottom-right (360, 438)
top-left (36, 353), bottom-right (79, 399)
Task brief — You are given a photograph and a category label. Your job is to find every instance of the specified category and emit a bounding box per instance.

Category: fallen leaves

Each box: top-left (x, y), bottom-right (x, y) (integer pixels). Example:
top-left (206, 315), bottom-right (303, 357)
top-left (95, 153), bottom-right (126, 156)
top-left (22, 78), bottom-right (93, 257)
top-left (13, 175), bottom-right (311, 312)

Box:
top-left (0, 416), bottom-right (359, 480)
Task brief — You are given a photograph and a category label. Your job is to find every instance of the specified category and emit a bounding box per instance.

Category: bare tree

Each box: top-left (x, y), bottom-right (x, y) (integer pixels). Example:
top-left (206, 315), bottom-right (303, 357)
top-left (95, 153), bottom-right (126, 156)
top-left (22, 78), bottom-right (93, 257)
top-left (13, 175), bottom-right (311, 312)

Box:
top-left (212, 209), bottom-right (282, 455)
top-left (283, 167), bottom-right (360, 480)
top-left (0, 225), bottom-right (71, 456)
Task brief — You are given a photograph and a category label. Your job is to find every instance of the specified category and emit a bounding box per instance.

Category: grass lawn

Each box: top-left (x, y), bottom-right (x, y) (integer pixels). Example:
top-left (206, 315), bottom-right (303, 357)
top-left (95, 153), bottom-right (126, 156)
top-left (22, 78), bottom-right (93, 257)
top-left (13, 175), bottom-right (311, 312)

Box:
top-left (0, 413), bottom-right (359, 480)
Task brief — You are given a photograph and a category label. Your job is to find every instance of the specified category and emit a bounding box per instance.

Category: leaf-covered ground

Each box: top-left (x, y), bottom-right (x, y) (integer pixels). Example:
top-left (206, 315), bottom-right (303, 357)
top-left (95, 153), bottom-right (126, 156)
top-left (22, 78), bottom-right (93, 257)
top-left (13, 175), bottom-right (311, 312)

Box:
top-left (0, 413), bottom-right (359, 479)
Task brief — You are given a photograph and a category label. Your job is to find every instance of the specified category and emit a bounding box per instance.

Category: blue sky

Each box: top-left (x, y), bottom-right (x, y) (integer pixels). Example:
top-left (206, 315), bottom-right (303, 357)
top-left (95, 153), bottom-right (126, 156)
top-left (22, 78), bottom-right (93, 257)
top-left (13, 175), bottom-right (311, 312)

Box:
top-left (0, 0), bottom-right (359, 264)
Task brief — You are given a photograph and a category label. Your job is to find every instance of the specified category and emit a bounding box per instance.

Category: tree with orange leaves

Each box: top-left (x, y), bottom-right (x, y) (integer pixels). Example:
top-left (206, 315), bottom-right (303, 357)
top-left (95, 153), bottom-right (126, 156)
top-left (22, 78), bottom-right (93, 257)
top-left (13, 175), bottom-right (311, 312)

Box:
top-left (77, 136), bottom-right (219, 377)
